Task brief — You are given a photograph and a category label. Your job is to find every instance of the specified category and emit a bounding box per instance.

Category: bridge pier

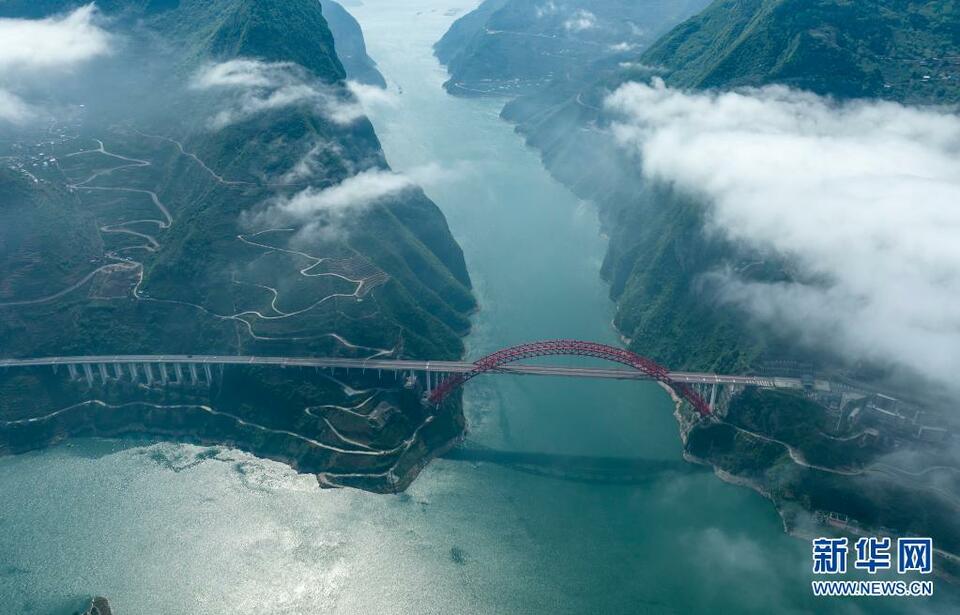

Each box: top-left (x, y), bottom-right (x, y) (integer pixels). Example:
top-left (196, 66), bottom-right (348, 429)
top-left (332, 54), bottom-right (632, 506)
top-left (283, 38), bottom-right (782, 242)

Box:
top-left (143, 363), bottom-right (154, 385)
top-left (113, 363), bottom-right (124, 380)
top-left (189, 363), bottom-right (199, 386)
top-left (82, 363), bottom-right (95, 387)
top-left (174, 363), bottom-right (184, 385)
top-left (67, 364), bottom-right (79, 381)
top-left (98, 363), bottom-right (110, 384)
top-left (404, 370), bottom-right (417, 390)
top-left (203, 363), bottom-right (213, 386)
top-left (159, 363), bottom-right (169, 385)
top-left (128, 363), bottom-right (139, 383)
top-left (709, 383), bottom-right (718, 411)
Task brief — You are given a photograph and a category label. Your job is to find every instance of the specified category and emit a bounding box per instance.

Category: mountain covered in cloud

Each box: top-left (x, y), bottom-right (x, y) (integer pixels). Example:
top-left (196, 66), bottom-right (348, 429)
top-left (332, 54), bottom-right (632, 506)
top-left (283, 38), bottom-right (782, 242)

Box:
top-left (477, 0), bottom-right (960, 383)
top-left (0, 0), bottom-right (475, 492)
top-left (605, 79), bottom-right (960, 395)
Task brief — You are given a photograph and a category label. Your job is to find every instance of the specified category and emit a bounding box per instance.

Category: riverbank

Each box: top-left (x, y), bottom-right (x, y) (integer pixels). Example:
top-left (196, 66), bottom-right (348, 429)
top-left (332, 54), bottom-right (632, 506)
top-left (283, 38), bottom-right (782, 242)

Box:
top-left (0, 368), bottom-right (465, 494)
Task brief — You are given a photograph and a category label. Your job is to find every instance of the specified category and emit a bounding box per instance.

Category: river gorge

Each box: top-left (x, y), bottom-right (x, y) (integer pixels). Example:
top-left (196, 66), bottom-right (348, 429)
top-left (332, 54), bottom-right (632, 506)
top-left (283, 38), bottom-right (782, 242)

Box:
top-left (0, 2), bottom-right (950, 613)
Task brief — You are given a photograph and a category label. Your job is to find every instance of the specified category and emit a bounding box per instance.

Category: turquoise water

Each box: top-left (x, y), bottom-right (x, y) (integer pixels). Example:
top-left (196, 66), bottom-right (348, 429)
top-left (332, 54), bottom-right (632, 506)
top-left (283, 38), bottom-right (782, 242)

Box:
top-left (0, 1), bottom-right (954, 613)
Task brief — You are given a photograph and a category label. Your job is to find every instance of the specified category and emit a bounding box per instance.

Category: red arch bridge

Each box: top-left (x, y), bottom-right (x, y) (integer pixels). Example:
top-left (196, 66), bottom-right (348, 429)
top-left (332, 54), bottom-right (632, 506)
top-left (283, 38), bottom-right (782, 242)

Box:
top-left (427, 340), bottom-right (714, 416)
top-left (0, 341), bottom-right (812, 417)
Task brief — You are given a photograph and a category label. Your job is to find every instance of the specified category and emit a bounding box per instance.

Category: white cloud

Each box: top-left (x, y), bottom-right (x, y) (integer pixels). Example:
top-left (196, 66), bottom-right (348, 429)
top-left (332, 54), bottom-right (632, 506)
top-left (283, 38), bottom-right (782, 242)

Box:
top-left (0, 4), bottom-right (112, 123)
top-left (252, 164), bottom-right (453, 240)
top-left (193, 60), bottom-right (319, 129)
top-left (564, 9), bottom-right (596, 32)
top-left (535, 1), bottom-right (559, 18)
top-left (192, 60), bottom-right (369, 129)
top-left (0, 4), bottom-right (111, 73)
top-left (280, 140), bottom-right (344, 184)
top-left (606, 78), bottom-right (960, 392)
top-left (210, 83), bottom-right (318, 129)
top-left (617, 61), bottom-right (661, 73)
top-left (276, 169), bottom-right (415, 219)
top-left (346, 80), bottom-right (395, 108)
top-left (0, 89), bottom-right (34, 124)
top-left (191, 59), bottom-right (296, 89)
top-left (319, 80), bottom-right (396, 127)
top-left (323, 99), bottom-right (366, 127)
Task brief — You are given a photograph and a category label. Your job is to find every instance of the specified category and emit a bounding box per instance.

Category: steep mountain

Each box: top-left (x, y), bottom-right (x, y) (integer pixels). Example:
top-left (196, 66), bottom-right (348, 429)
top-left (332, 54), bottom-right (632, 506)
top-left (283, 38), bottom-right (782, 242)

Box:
top-left (434, 0), bottom-right (712, 96)
top-left (0, 0), bottom-right (474, 492)
top-left (643, 0), bottom-right (960, 103)
top-left (434, 0), bottom-right (510, 66)
top-left (321, 0), bottom-right (387, 87)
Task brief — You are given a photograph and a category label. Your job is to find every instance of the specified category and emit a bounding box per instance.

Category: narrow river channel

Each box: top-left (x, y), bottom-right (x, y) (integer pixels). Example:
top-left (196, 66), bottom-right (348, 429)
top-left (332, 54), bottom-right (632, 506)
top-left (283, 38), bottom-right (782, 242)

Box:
top-left (0, 1), bottom-right (949, 613)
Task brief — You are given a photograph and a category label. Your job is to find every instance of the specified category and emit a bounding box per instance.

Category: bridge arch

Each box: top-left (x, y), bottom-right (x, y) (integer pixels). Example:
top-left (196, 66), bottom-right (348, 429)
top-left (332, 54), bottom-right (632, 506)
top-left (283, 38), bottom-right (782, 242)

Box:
top-left (428, 340), bottom-right (713, 417)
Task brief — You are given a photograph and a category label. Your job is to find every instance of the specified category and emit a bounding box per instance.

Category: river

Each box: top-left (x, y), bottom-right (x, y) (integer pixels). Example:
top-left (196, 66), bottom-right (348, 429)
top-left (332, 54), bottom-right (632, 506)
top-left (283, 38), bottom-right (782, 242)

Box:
top-left (0, 1), bottom-right (951, 613)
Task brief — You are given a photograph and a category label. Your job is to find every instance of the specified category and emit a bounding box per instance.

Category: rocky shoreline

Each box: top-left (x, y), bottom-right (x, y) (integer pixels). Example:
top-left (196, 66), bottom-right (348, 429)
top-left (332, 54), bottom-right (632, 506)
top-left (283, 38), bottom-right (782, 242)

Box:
top-left (666, 382), bottom-right (800, 537)
top-left (667, 380), bottom-right (960, 583)
top-left (78, 597), bottom-right (111, 615)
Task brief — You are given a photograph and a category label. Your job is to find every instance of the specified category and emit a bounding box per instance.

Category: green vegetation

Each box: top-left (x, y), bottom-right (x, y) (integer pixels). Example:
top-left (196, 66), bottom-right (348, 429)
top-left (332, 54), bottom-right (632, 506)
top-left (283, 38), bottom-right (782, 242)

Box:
top-left (0, 0), bottom-right (475, 490)
top-left (644, 0), bottom-right (960, 104)
top-left (687, 422), bottom-right (787, 477)
top-left (0, 171), bottom-right (101, 303)
top-left (726, 388), bottom-right (876, 468)
top-left (687, 388), bottom-right (960, 552)
top-left (607, 188), bottom-right (770, 373)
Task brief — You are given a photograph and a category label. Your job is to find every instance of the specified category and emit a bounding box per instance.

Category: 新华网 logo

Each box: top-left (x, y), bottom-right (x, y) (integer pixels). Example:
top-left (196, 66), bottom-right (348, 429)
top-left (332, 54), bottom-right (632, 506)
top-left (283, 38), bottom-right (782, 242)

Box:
top-left (810, 536), bottom-right (934, 597)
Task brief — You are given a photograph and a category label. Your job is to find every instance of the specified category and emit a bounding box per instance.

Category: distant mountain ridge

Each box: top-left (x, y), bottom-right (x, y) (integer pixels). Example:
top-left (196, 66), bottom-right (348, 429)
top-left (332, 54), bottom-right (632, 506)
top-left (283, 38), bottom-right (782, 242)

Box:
top-left (0, 0), bottom-right (347, 81)
top-left (643, 0), bottom-right (960, 103)
top-left (434, 0), bottom-right (712, 96)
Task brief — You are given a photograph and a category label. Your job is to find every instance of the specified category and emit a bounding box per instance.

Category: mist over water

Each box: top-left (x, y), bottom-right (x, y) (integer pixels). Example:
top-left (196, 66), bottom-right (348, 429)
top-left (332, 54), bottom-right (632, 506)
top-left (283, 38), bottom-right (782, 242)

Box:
top-left (0, 1), bottom-right (955, 613)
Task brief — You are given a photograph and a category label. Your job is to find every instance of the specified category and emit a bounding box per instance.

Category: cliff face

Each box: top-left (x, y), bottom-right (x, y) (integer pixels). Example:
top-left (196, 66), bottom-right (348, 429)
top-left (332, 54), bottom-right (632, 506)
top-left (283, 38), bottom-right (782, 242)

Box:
top-left (0, 0), bottom-right (474, 491)
top-left (320, 0), bottom-right (388, 87)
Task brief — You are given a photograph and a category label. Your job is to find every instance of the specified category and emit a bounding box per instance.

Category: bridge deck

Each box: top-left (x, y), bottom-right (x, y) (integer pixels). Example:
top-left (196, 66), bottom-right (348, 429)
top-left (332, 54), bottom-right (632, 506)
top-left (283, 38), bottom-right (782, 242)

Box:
top-left (0, 355), bottom-right (792, 388)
